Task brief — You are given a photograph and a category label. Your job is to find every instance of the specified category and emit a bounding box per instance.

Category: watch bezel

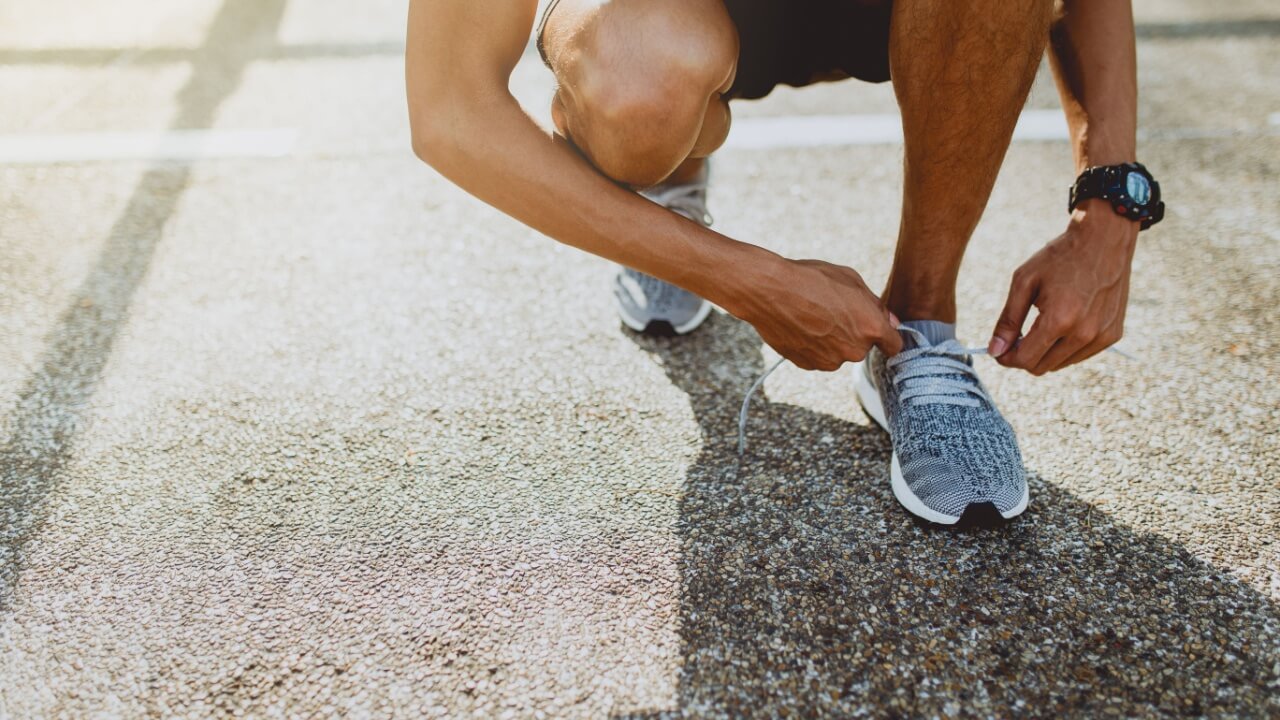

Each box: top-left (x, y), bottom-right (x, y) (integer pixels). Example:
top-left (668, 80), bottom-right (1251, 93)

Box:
top-left (1069, 162), bottom-right (1164, 231)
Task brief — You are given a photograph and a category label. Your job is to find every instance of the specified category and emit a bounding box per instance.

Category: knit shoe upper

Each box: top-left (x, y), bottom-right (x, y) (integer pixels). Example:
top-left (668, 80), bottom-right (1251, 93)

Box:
top-left (861, 321), bottom-right (1028, 524)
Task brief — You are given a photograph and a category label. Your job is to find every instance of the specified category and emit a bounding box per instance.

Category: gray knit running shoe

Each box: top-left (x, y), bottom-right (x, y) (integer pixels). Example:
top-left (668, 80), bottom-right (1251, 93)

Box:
top-left (854, 320), bottom-right (1029, 526)
top-left (613, 165), bottom-right (713, 335)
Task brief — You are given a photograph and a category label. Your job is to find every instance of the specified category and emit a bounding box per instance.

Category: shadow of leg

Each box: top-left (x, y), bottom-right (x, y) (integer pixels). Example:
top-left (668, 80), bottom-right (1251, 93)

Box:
top-left (615, 312), bottom-right (1280, 718)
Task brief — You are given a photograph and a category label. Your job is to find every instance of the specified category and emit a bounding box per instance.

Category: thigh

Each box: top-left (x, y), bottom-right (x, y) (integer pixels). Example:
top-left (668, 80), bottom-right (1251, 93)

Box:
top-left (723, 0), bottom-right (894, 100)
top-left (537, 0), bottom-right (737, 86)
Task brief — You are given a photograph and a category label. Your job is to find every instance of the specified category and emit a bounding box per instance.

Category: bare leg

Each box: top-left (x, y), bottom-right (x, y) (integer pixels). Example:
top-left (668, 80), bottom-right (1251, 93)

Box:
top-left (541, 0), bottom-right (737, 188)
top-left (883, 0), bottom-right (1054, 322)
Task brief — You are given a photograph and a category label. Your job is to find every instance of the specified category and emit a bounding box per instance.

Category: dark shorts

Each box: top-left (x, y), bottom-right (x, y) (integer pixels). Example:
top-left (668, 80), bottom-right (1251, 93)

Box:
top-left (537, 0), bottom-right (893, 101)
top-left (722, 0), bottom-right (893, 99)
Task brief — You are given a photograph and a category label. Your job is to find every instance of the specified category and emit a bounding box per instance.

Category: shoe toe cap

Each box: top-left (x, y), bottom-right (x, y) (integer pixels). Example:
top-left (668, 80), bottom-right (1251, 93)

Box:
top-left (901, 441), bottom-right (1027, 518)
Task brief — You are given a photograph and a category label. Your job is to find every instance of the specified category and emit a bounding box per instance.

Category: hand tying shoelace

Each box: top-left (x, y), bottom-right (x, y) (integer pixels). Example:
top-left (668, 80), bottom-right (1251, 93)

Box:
top-left (736, 327), bottom-right (1132, 454)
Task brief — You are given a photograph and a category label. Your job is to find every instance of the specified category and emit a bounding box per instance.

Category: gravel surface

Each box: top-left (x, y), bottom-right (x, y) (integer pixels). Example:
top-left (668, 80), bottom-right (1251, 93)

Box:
top-left (1, 0), bottom-right (1277, 717)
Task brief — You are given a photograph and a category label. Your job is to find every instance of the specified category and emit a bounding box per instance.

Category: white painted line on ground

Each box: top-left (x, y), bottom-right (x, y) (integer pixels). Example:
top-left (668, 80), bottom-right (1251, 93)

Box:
top-left (0, 112), bottom-right (1269, 164)
top-left (725, 109), bottom-right (1069, 149)
top-left (0, 128), bottom-right (298, 164)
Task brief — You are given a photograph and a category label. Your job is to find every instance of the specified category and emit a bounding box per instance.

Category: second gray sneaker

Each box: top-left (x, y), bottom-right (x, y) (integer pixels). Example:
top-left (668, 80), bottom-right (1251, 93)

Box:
top-left (854, 321), bottom-right (1029, 527)
top-left (613, 166), bottom-right (713, 335)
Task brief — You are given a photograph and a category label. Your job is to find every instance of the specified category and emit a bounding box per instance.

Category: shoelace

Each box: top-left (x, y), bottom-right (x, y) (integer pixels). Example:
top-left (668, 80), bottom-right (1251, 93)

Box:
top-left (736, 328), bottom-right (1131, 454)
top-left (737, 328), bottom-right (983, 454)
top-left (887, 328), bottom-right (991, 409)
top-left (737, 356), bottom-right (786, 454)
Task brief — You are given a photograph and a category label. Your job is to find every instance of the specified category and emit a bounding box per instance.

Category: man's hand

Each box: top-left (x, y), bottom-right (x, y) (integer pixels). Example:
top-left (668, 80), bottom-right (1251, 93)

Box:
top-left (735, 257), bottom-right (903, 371)
top-left (989, 199), bottom-right (1139, 375)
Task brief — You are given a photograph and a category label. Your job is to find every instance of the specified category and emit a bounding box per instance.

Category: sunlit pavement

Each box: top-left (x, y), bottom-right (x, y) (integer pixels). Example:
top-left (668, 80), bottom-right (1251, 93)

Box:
top-left (1, 1), bottom-right (1277, 717)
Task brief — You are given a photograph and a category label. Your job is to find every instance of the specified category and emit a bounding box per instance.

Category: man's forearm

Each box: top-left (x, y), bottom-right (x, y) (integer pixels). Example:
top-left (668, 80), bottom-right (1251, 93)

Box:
top-left (411, 89), bottom-right (777, 319)
top-left (1048, 0), bottom-right (1138, 171)
top-left (404, 0), bottom-right (904, 368)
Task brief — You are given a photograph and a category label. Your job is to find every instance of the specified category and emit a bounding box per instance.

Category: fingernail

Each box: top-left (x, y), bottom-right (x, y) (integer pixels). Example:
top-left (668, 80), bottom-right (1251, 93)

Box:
top-left (889, 313), bottom-right (901, 328)
top-left (988, 336), bottom-right (1008, 357)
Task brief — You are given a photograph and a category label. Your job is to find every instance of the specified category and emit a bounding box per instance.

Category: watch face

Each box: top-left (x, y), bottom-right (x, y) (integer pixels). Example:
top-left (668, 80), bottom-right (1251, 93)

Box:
top-left (1126, 172), bottom-right (1152, 206)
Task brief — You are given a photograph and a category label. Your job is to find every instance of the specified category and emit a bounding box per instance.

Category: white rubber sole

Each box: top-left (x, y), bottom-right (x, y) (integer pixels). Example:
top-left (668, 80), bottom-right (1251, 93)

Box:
top-left (853, 361), bottom-right (1028, 525)
top-left (616, 298), bottom-right (712, 336)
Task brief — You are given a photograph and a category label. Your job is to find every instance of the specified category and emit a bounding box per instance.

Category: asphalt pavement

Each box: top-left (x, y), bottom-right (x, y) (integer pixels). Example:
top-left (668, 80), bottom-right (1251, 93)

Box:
top-left (1, 0), bottom-right (1278, 717)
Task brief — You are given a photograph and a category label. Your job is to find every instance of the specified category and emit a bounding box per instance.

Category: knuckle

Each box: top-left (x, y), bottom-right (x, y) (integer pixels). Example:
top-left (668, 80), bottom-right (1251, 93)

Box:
top-left (1073, 323), bottom-right (1100, 342)
top-left (1042, 316), bottom-right (1068, 335)
top-left (1052, 308), bottom-right (1081, 332)
top-left (1058, 299), bottom-right (1084, 319)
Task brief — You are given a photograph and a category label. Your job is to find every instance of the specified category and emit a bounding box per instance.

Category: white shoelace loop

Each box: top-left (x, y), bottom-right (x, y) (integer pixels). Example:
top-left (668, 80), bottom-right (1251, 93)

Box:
top-left (737, 357), bottom-right (786, 454)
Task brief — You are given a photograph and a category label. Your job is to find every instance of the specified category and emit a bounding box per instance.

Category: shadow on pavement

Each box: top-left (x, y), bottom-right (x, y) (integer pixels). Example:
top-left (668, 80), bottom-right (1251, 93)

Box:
top-left (617, 312), bottom-right (1279, 717)
top-left (0, 0), bottom-right (288, 607)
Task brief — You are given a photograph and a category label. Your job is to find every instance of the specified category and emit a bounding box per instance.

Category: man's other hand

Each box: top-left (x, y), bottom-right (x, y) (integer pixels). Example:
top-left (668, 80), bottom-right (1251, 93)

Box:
top-left (738, 258), bottom-right (903, 372)
top-left (989, 199), bottom-right (1139, 375)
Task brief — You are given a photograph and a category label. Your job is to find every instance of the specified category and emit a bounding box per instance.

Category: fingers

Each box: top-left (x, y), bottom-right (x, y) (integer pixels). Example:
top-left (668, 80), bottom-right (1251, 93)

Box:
top-left (989, 269), bottom-right (1036, 359)
top-left (1060, 325), bottom-right (1124, 369)
top-left (778, 344), bottom-right (850, 373)
top-left (779, 316), bottom-right (899, 372)
top-left (1031, 336), bottom-right (1080, 376)
top-left (813, 352), bottom-right (848, 372)
top-left (998, 311), bottom-right (1062, 373)
top-left (1057, 341), bottom-right (1106, 371)
top-left (1032, 318), bottom-right (1116, 374)
top-left (764, 259), bottom-right (904, 369)
top-left (875, 310), bottom-right (904, 356)
top-left (1015, 316), bottom-right (1123, 374)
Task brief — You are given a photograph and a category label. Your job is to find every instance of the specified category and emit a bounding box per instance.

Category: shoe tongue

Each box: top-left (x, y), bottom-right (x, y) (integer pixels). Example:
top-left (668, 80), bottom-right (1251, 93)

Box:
top-left (900, 320), bottom-right (957, 349)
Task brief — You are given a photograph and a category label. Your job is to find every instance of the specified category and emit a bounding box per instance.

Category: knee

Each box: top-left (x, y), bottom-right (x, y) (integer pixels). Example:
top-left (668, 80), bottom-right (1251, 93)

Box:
top-left (556, 4), bottom-right (737, 186)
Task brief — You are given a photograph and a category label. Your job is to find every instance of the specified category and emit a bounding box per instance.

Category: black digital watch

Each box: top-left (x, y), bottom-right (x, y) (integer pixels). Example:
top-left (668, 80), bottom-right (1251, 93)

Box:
top-left (1069, 162), bottom-right (1164, 230)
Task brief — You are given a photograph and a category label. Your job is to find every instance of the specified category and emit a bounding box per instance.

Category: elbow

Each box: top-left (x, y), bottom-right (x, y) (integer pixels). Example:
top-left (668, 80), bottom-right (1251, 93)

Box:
top-left (408, 93), bottom-right (465, 169)
top-left (410, 113), bottom-right (449, 167)
top-left (410, 84), bottom-right (511, 168)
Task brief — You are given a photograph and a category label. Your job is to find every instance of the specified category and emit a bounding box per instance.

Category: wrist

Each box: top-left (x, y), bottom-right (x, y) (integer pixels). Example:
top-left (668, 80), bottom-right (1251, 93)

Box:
top-left (703, 242), bottom-right (786, 322)
top-left (1070, 198), bottom-right (1140, 247)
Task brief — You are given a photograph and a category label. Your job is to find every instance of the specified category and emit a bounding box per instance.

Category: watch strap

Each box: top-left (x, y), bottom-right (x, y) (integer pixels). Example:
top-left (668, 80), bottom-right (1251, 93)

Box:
top-left (1069, 162), bottom-right (1164, 231)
